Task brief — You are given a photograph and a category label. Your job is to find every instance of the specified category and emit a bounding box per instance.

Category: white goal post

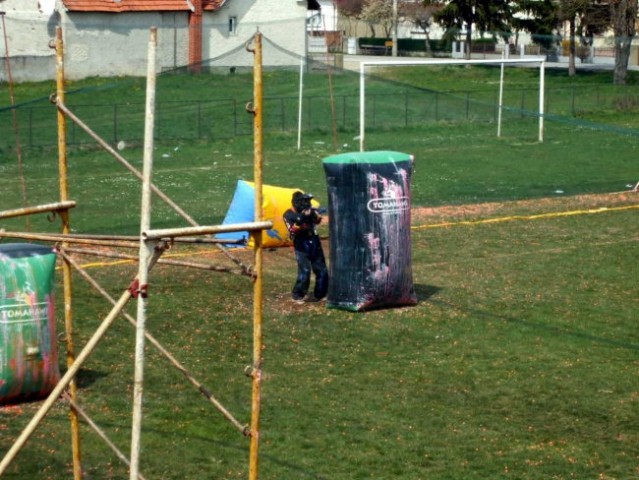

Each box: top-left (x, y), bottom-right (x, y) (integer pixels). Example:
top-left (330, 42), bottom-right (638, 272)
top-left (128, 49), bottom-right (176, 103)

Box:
top-left (358, 57), bottom-right (547, 152)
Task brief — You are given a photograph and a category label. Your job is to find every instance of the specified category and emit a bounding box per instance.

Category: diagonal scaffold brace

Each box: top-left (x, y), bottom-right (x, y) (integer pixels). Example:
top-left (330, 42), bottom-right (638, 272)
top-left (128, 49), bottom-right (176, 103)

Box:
top-left (56, 246), bottom-right (250, 435)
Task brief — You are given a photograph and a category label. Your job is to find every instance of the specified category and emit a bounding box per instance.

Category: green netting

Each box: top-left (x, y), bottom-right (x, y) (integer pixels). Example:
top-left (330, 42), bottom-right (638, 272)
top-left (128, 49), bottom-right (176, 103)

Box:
top-left (1, 16), bottom-right (637, 236)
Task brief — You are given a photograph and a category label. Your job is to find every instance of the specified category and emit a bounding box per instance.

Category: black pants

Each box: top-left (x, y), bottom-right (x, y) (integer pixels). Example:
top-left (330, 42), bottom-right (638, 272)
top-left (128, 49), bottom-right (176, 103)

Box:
top-left (292, 235), bottom-right (328, 300)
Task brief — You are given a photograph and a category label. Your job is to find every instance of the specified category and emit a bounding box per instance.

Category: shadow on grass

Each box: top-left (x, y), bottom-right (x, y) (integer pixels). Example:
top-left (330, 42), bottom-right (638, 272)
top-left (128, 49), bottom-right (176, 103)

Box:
top-left (414, 284), bottom-right (442, 302)
top-left (428, 298), bottom-right (639, 352)
top-left (57, 368), bottom-right (109, 390)
top-left (46, 414), bottom-right (330, 480)
top-left (184, 435), bottom-right (330, 480)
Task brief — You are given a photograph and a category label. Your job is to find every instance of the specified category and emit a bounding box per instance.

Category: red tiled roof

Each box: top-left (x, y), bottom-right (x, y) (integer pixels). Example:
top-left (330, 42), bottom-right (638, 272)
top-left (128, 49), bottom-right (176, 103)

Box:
top-left (61, 0), bottom-right (226, 12)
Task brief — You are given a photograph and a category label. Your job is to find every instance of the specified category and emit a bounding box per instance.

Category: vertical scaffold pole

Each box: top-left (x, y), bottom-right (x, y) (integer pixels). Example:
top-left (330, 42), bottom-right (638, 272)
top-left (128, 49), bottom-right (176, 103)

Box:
top-left (130, 26), bottom-right (158, 480)
top-left (539, 61), bottom-right (545, 142)
top-left (296, 56), bottom-right (304, 151)
top-left (359, 61), bottom-right (365, 152)
top-left (55, 25), bottom-right (83, 480)
top-left (248, 30), bottom-right (264, 480)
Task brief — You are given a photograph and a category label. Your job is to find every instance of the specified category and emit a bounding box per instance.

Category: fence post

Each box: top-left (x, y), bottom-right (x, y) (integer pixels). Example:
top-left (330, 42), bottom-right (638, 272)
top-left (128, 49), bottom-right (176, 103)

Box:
top-left (233, 99), bottom-right (237, 137)
top-left (372, 94), bottom-right (376, 128)
top-left (545, 89), bottom-right (550, 115)
top-left (71, 110), bottom-right (75, 145)
top-left (29, 108), bottom-right (33, 148)
top-left (342, 95), bottom-right (346, 129)
top-left (113, 104), bottom-right (118, 144)
top-left (404, 92), bottom-right (409, 127)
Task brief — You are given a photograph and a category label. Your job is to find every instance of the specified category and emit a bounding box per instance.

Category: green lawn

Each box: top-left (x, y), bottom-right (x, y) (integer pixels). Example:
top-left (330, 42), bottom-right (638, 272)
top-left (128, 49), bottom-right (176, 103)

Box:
top-left (1, 63), bottom-right (638, 480)
top-left (1, 200), bottom-right (637, 479)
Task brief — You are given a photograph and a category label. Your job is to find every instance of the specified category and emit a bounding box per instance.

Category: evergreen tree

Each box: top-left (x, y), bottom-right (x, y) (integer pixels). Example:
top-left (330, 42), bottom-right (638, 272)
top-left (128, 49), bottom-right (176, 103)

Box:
top-left (430, 0), bottom-right (513, 59)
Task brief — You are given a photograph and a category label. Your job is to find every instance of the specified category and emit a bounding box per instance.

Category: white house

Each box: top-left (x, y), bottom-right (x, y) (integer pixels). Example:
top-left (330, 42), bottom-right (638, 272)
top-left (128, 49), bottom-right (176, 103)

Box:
top-left (0, 0), bottom-right (315, 81)
top-left (0, 0), bottom-right (58, 80)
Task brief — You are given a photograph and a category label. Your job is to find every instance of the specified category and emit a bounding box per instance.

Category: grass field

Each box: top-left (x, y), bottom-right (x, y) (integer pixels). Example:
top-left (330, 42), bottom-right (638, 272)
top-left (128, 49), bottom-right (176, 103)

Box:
top-left (1, 64), bottom-right (638, 479)
top-left (1, 121), bottom-right (637, 235)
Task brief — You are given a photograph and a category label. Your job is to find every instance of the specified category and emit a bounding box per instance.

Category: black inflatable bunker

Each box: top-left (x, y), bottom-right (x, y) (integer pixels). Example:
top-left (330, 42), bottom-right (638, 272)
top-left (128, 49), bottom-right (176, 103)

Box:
top-left (322, 151), bottom-right (417, 311)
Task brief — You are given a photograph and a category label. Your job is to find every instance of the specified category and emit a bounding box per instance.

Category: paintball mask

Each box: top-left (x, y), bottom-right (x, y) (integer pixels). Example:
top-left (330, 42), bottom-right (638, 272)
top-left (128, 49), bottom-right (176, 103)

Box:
top-left (292, 191), bottom-right (314, 213)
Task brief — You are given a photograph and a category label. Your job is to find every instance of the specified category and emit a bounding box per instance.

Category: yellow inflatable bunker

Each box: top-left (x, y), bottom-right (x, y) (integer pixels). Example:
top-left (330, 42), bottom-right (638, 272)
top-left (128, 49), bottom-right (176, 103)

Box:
top-left (216, 180), bottom-right (319, 248)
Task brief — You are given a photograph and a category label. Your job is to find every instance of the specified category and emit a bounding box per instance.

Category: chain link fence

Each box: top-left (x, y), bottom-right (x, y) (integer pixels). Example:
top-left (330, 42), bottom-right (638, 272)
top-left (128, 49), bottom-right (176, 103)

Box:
top-left (1, 79), bottom-right (639, 151)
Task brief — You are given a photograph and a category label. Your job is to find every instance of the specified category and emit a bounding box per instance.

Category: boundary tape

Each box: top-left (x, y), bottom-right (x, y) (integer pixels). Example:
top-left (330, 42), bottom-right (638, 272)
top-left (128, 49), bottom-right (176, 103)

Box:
top-left (412, 204), bottom-right (639, 230)
top-left (57, 247), bottom-right (242, 271)
top-left (59, 203), bottom-right (639, 270)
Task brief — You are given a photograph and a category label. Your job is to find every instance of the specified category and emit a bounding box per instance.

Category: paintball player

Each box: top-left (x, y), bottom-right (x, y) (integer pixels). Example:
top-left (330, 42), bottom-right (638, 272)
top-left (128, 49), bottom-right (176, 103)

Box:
top-left (283, 191), bottom-right (328, 303)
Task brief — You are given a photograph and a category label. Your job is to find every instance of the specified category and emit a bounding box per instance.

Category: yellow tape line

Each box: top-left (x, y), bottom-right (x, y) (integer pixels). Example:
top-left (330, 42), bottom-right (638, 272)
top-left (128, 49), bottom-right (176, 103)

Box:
top-left (57, 248), bottom-right (225, 271)
top-left (62, 204), bottom-right (639, 269)
top-left (412, 204), bottom-right (639, 230)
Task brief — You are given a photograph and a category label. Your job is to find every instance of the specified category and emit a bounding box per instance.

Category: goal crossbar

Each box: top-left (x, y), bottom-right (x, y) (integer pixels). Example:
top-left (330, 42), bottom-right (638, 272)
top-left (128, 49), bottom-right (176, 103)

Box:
top-left (358, 57), bottom-right (547, 151)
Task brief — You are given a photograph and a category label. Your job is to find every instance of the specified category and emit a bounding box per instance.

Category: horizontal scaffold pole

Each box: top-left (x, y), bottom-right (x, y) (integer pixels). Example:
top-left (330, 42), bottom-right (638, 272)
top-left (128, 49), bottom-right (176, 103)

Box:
top-left (0, 230), bottom-right (140, 249)
top-left (143, 221), bottom-right (273, 241)
top-left (0, 201), bottom-right (76, 219)
top-left (0, 230), bottom-right (246, 247)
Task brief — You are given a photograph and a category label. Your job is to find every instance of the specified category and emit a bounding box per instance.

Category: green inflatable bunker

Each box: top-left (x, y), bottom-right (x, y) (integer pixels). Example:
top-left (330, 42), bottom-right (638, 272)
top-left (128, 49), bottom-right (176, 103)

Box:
top-left (0, 244), bottom-right (60, 404)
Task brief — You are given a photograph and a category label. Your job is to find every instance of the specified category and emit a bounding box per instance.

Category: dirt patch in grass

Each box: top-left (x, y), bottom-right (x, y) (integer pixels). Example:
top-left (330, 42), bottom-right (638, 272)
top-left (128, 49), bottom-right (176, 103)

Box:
top-left (411, 191), bottom-right (639, 225)
top-left (61, 191), bottom-right (637, 275)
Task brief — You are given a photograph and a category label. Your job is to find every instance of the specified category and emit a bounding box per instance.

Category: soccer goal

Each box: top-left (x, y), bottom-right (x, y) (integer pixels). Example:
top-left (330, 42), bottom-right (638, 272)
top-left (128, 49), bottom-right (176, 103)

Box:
top-left (358, 57), bottom-right (547, 152)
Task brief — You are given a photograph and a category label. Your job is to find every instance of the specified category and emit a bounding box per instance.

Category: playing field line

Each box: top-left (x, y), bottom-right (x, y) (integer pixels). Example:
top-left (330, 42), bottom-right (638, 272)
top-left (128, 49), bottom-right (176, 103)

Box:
top-left (413, 203), bottom-right (639, 230)
top-left (59, 202), bottom-right (638, 271)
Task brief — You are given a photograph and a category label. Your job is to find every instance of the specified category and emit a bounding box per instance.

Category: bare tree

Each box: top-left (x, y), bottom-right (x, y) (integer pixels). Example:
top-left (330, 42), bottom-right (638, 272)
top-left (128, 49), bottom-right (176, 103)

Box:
top-left (360, 0), bottom-right (394, 38)
top-left (334, 0), bottom-right (365, 16)
top-left (610, 0), bottom-right (637, 84)
top-left (400, 1), bottom-right (441, 56)
top-left (555, 0), bottom-right (593, 76)
top-left (335, 0), bottom-right (365, 37)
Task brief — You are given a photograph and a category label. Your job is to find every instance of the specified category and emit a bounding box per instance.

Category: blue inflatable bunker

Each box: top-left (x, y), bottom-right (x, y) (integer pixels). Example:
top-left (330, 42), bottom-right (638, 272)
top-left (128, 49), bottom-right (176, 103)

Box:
top-left (216, 180), bottom-right (319, 248)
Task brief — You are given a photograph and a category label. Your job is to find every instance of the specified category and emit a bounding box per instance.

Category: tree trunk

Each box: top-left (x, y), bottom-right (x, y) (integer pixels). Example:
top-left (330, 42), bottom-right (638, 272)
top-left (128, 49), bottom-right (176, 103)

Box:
top-left (465, 24), bottom-right (472, 60)
top-left (611, 0), bottom-right (637, 85)
top-left (345, 17), bottom-right (354, 38)
top-left (614, 39), bottom-right (632, 84)
top-left (424, 32), bottom-right (433, 57)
